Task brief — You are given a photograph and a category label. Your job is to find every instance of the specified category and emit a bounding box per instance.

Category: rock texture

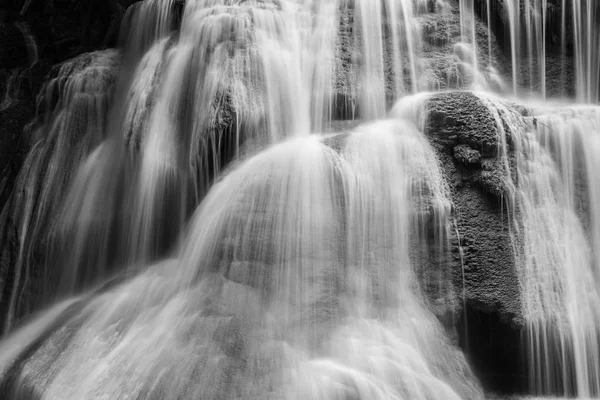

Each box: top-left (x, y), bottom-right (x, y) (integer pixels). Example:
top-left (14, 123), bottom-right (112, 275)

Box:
top-left (425, 90), bottom-right (527, 393)
top-left (419, 0), bottom-right (508, 92)
top-left (425, 91), bottom-right (522, 326)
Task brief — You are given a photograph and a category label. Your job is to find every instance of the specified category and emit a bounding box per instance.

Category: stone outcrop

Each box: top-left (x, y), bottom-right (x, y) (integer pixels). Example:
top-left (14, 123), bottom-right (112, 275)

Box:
top-left (425, 90), bottom-right (526, 393)
top-left (425, 91), bottom-right (522, 325)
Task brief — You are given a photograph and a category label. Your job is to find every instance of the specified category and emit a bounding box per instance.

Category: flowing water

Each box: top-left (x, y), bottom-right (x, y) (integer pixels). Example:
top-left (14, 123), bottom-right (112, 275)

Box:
top-left (474, 93), bottom-right (600, 397)
top-left (2, 0), bottom-right (600, 399)
top-left (0, 123), bottom-right (482, 399)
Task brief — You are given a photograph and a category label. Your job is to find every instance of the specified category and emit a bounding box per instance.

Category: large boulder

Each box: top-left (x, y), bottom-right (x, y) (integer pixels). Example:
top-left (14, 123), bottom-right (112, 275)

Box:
top-left (425, 91), bottom-right (522, 324)
top-left (424, 91), bottom-right (527, 393)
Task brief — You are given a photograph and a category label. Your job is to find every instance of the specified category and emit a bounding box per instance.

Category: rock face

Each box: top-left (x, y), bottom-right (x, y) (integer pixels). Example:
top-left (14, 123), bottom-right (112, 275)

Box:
top-left (425, 91), bottom-right (526, 392)
top-left (426, 91), bottom-right (521, 324)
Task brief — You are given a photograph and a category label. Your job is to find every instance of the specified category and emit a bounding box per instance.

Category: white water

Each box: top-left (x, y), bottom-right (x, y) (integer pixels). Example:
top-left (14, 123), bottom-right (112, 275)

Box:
top-left (478, 92), bottom-right (600, 397)
top-left (462, 1), bottom-right (600, 394)
top-left (0, 69), bottom-right (21, 111)
top-left (0, 50), bottom-right (120, 332)
top-left (0, 120), bottom-right (482, 399)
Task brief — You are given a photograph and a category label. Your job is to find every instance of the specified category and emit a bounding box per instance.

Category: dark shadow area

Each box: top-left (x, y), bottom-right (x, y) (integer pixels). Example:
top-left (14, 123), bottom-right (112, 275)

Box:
top-left (458, 302), bottom-right (527, 395)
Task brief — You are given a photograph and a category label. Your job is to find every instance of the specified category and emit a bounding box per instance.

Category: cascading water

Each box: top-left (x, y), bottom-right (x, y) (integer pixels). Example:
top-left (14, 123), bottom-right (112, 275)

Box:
top-left (0, 50), bottom-right (120, 332)
top-left (475, 93), bottom-right (600, 397)
top-left (0, 121), bottom-right (483, 399)
top-left (485, 0), bottom-right (600, 101)
top-left (1, 0), bottom-right (343, 333)
top-left (3, 0), bottom-right (600, 398)
top-left (456, 3), bottom-right (600, 392)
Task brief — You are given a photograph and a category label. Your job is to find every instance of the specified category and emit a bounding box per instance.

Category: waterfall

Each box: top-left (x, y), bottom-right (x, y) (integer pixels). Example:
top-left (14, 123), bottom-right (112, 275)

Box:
top-left (14, 22), bottom-right (38, 68)
top-left (0, 121), bottom-right (482, 399)
top-left (479, 0), bottom-right (600, 101)
top-left (3, 0), bottom-right (600, 398)
top-left (0, 70), bottom-right (21, 111)
top-left (0, 50), bottom-right (120, 333)
top-left (571, 0), bottom-right (600, 103)
top-left (478, 92), bottom-right (600, 397)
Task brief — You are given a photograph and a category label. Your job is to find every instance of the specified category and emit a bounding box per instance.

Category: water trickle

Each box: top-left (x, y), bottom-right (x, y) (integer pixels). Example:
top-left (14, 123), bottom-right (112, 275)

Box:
top-left (458, 0), bottom-right (480, 88)
top-left (571, 0), bottom-right (600, 103)
top-left (0, 69), bottom-right (21, 111)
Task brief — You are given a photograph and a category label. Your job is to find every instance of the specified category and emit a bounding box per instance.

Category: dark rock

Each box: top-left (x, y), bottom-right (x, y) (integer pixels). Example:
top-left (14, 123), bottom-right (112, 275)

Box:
top-left (458, 303), bottom-right (527, 394)
top-left (454, 144), bottom-right (482, 164)
top-left (476, 0), bottom-right (577, 98)
top-left (333, 4), bottom-right (359, 119)
top-left (477, 168), bottom-right (510, 199)
top-left (0, 23), bottom-right (29, 69)
top-left (427, 91), bottom-right (500, 157)
top-left (425, 91), bottom-right (523, 328)
top-left (0, 61), bottom-right (51, 210)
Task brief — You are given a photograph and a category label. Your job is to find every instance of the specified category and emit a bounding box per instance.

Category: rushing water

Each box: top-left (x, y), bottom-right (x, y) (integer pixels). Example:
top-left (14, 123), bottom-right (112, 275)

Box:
top-left (0, 122), bottom-right (483, 399)
top-left (475, 93), bottom-right (600, 397)
top-left (2, 0), bottom-right (600, 399)
top-left (0, 50), bottom-right (120, 331)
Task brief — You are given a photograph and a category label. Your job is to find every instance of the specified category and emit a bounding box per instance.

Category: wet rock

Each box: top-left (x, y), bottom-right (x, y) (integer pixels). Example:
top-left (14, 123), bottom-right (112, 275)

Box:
top-left (0, 23), bottom-right (29, 69)
top-left (428, 91), bottom-right (500, 157)
top-left (333, 5), bottom-right (359, 120)
top-left (454, 144), bottom-right (481, 164)
top-left (477, 168), bottom-right (509, 199)
top-left (425, 91), bottom-right (523, 328)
